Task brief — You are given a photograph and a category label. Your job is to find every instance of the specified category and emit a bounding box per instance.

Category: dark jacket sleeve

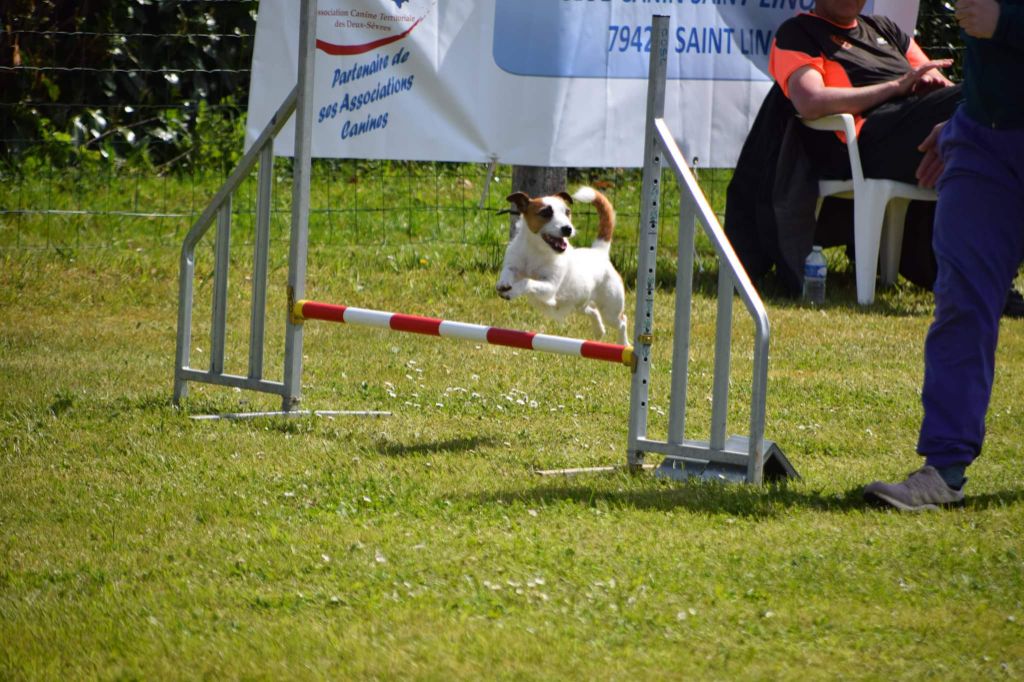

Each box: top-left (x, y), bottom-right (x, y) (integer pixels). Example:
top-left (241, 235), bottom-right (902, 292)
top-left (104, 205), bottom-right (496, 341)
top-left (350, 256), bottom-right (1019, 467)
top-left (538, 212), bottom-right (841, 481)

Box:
top-left (771, 117), bottom-right (821, 295)
top-left (724, 84), bottom-right (819, 297)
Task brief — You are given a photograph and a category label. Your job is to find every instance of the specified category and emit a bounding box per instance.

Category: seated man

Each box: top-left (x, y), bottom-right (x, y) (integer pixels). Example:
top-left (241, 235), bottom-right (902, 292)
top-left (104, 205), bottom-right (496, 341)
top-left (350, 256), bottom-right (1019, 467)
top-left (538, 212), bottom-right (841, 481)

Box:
top-left (771, 0), bottom-right (961, 184)
top-left (773, 0), bottom-right (1024, 314)
top-left (725, 1), bottom-right (961, 297)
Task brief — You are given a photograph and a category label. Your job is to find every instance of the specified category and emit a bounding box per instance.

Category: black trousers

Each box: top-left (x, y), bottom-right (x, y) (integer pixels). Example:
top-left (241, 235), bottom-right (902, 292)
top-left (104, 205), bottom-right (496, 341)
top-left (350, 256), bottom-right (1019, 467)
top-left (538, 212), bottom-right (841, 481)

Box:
top-left (804, 84), bottom-right (964, 184)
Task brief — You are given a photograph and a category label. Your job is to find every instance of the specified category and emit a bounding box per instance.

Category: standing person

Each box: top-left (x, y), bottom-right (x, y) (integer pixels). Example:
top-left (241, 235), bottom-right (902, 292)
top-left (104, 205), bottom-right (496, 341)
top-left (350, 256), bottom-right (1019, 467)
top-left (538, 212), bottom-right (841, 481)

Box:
top-left (864, 0), bottom-right (1024, 510)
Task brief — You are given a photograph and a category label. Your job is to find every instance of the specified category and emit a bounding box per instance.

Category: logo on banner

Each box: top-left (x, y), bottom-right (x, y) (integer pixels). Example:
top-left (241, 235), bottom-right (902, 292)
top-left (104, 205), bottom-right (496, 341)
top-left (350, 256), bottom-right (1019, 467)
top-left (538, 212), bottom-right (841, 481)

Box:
top-left (313, 1), bottom-right (433, 143)
top-left (316, 0), bottom-right (435, 57)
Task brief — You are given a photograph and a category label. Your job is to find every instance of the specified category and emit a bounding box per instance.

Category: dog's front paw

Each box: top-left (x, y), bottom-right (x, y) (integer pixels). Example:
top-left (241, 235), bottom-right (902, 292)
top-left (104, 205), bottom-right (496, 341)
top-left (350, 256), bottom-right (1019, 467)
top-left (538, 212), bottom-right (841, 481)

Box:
top-left (499, 279), bottom-right (528, 300)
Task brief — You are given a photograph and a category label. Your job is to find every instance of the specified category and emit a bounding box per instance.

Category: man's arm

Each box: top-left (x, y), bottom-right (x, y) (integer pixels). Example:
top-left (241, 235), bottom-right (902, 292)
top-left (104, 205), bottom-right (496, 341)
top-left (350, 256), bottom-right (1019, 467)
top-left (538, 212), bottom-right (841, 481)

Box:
top-left (787, 59), bottom-right (953, 120)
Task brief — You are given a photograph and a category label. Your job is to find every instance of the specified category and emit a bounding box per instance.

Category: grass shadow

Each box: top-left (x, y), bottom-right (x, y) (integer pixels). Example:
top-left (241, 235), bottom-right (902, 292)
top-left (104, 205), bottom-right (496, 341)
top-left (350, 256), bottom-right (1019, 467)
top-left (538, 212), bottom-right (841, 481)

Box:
top-left (471, 475), bottom-right (869, 518)
top-left (377, 435), bottom-right (502, 457)
top-left (472, 476), bottom-right (1024, 517)
top-left (962, 488), bottom-right (1024, 510)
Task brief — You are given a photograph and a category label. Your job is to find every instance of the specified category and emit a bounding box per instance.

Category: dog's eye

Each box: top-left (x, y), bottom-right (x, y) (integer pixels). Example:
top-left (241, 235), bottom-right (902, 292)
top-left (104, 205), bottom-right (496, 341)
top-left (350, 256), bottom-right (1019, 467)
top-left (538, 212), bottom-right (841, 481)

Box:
top-left (539, 206), bottom-right (553, 219)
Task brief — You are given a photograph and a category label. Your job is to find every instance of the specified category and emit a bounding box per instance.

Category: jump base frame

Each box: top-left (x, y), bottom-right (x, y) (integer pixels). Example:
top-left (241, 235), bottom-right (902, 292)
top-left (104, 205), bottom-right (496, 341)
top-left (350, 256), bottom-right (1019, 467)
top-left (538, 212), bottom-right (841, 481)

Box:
top-left (173, 5), bottom-right (797, 485)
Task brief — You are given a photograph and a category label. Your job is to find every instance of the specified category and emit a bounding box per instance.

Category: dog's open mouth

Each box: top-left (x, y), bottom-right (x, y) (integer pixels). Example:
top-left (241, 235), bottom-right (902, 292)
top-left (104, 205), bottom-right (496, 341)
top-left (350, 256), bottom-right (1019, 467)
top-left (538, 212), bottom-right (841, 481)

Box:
top-left (542, 233), bottom-right (568, 253)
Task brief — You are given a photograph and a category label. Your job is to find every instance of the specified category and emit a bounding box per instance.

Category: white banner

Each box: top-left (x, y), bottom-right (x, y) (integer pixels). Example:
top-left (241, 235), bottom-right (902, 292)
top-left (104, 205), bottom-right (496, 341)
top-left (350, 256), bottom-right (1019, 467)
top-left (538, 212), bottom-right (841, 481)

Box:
top-left (247, 0), bottom-right (918, 168)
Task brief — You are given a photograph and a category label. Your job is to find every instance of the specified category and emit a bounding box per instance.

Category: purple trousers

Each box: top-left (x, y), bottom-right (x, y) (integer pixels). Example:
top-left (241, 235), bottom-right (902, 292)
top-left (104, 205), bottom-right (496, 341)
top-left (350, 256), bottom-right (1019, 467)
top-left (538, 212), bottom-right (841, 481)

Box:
top-left (918, 108), bottom-right (1024, 467)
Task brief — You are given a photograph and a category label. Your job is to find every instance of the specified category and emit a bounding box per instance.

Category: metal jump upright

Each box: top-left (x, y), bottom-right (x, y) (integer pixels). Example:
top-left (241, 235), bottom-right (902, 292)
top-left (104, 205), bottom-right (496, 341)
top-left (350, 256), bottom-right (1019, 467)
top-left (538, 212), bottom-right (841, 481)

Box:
top-left (173, 0), bottom-right (320, 414)
top-left (626, 15), bottom-right (796, 484)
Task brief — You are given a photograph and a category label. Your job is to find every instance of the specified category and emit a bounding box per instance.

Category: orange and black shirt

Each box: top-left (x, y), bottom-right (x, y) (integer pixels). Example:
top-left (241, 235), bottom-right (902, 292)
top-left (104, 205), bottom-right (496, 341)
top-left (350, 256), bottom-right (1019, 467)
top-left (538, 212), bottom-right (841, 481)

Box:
top-left (769, 13), bottom-right (931, 137)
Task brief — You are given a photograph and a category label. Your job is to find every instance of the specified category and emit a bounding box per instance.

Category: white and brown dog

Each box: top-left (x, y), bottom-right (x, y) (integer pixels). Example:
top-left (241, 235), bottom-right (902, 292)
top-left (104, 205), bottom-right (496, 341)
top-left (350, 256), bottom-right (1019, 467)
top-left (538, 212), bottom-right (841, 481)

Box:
top-left (496, 187), bottom-right (627, 344)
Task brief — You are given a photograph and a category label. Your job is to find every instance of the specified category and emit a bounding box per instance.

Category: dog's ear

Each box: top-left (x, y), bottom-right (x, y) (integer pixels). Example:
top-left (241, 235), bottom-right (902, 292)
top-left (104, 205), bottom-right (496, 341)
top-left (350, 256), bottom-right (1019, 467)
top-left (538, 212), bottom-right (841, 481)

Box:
top-left (556, 191), bottom-right (573, 206)
top-left (506, 192), bottom-right (530, 214)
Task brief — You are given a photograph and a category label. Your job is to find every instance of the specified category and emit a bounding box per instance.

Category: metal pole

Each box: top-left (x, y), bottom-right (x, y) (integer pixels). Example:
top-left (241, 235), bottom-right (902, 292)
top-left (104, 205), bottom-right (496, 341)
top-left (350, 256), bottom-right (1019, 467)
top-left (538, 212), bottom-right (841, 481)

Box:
top-left (210, 200), bottom-right (231, 375)
top-left (248, 142), bottom-right (274, 380)
top-left (282, 0), bottom-right (318, 411)
top-left (627, 14), bottom-right (669, 470)
top-left (746, 332), bottom-right (770, 484)
top-left (667, 201), bottom-right (697, 444)
top-left (710, 268), bottom-right (733, 450)
top-left (173, 243), bottom-right (196, 404)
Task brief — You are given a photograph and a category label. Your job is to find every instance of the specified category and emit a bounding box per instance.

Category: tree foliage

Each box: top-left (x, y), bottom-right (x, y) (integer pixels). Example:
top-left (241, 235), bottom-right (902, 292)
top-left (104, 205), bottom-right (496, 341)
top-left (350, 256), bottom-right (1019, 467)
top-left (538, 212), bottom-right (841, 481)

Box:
top-left (2, 0), bottom-right (256, 171)
top-left (916, 0), bottom-right (964, 78)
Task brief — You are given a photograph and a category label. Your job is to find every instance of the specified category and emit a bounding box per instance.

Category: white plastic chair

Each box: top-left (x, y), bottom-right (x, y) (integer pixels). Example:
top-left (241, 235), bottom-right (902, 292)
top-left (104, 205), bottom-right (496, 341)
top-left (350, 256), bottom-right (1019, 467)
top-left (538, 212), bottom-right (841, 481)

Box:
top-left (802, 113), bottom-right (937, 305)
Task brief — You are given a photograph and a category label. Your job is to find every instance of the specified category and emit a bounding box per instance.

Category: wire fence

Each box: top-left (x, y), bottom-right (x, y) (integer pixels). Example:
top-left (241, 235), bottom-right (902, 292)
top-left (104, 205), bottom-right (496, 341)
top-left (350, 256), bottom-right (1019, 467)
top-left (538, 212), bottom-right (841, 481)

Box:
top-left (0, 4), bottom-right (960, 262)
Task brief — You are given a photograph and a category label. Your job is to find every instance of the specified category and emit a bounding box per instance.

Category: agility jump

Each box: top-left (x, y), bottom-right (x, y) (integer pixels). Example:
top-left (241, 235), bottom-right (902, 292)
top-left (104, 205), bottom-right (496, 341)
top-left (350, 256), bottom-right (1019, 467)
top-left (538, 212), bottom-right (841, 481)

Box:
top-left (292, 300), bottom-right (635, 367)
top-left (174, 8), bottom-right (797, 483)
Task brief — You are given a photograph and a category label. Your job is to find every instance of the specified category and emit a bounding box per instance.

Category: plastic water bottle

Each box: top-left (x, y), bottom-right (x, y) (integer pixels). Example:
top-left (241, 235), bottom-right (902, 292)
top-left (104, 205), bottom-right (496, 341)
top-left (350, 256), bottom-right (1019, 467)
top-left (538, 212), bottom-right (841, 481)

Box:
top-left (802, 245), bottom-right (827, 305)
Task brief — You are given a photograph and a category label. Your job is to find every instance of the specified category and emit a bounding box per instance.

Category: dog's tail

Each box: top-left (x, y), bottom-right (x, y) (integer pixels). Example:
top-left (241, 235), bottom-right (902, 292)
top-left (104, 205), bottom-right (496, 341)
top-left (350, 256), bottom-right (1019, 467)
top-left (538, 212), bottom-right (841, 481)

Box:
top-left (572, 186), bottom-right (615, 249)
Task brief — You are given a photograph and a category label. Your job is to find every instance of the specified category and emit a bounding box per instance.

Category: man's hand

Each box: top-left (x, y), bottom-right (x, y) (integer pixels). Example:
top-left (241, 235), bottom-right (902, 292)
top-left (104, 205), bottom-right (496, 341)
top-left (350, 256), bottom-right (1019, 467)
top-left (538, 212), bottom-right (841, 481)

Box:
top-left (897, 60), bottom-right (954, 97)
top-left (956, 0), bottom-right (1001, 39)
top-left (914, 66), bottom-right (955, 95)
top-left (916, 122), bottom-right (948, 189)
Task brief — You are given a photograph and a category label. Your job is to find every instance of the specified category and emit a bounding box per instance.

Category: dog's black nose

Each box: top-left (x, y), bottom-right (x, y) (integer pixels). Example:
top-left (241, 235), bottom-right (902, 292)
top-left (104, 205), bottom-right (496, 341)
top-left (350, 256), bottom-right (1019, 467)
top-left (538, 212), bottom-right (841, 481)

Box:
top-left (561, 226), bottom-right (573, 237)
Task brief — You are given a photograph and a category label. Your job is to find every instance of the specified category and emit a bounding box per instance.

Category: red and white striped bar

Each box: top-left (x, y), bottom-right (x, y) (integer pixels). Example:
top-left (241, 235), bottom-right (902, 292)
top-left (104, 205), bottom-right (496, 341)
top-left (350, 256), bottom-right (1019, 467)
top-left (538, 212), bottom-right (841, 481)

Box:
top-left (293, 300), bottom-right (634, 367)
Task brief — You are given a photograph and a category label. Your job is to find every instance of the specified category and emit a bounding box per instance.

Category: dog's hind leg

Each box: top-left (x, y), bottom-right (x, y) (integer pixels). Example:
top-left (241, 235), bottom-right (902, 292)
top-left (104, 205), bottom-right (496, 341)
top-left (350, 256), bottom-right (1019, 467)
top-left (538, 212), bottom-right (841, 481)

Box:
top-left (583, 304), bottom-right (607, 340)
top-left (614, 312), bottom-right (628, 345)
top-left (596, 298), bottom-right (628, 345)
top-left (595, 285), bottom-right (628, 345)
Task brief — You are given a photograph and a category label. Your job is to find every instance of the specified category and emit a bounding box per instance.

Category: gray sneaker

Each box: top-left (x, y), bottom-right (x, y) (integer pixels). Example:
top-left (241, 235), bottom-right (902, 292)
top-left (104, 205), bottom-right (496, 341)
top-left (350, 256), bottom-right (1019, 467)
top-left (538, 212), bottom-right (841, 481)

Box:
top-left (863, 465), bottom-right (965, 511)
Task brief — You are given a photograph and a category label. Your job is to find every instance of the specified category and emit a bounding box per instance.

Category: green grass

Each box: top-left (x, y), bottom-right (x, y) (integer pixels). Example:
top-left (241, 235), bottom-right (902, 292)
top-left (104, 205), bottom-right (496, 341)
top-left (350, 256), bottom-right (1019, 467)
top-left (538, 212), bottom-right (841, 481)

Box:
top-left (2, 180), bottom-right (1024, 679)
top-left (0, 161), bottom-right (732, 273)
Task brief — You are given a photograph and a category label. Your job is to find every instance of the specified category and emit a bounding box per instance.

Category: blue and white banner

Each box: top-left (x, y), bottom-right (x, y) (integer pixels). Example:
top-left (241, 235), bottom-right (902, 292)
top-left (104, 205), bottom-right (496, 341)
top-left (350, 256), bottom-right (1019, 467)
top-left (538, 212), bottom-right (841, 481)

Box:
top-left (247, 0), bottom-right (919, 168)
